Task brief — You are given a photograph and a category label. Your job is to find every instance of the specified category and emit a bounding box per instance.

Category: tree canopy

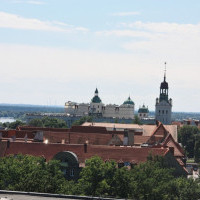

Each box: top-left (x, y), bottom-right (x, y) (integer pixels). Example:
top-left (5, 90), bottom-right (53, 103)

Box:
top-left (72, 116), bottom-right (93, 126)
top-left (0, 154), bottom-right (66, 193)
top-left (178, 125), bottom-right (200, 161)
top-left (0, 154), bottom-right (200, 199)
top-left (28, 117), bottom-right (68, 128)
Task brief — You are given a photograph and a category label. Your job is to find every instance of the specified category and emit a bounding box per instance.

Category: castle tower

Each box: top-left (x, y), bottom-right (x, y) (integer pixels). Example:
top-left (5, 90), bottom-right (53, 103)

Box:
top-left (155, 63), bottom-right (172, 124)
top-left (89, 88), bottom-right (103, 116)
top-left (138, 104), bottom-right (149, 119)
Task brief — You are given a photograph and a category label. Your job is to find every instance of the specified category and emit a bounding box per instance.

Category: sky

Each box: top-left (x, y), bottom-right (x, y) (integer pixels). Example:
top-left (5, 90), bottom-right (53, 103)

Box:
top-left (0, 0), bottom-right (200, 112)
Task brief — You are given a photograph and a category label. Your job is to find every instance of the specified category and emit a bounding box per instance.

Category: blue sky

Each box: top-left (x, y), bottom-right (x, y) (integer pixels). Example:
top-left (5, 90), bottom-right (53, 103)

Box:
top-left (0, 0), bottom-right (200, 112)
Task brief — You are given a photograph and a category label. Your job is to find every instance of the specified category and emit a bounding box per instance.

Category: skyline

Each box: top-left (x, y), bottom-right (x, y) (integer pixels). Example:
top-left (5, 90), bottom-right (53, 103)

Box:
top-left (0, 0), bottom-right (200, 112)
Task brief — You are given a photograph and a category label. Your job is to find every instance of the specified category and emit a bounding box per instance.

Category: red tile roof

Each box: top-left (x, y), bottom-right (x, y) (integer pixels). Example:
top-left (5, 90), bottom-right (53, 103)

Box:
top-left (161, 133), bottom-right (184, 157)
top-left (134, 136), bottom-right (151, 145)
top-left (3, 141), bottom-right (170, 164)
top-left (70, 126), bottom-right (108, 134)
top-left (18, 126), bottom-right (69, 132)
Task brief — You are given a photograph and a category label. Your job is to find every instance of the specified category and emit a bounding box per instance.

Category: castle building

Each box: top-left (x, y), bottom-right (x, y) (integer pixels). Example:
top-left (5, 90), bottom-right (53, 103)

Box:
top-left (65, 89), bottom-right (135, 119)
top-left (138, 104), bottom-right (149, 119)
top-left (155, 66), bottom-right (172, 125)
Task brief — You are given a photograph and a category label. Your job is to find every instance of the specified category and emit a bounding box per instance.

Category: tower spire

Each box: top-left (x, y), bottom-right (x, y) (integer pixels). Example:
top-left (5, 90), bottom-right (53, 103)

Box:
top-left (164, 62), bottom-right (167, 81)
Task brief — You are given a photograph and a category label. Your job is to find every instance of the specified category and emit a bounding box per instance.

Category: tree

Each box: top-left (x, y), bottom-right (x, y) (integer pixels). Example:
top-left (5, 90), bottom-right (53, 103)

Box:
top-left (133, 115), bottom-right (142, 125)
top-left (9, 120), bottom-right (25, 129)
top-left (178, 125), bottom-right (200, 158)
top-left (42, 117), bottom-right (67, 128)
top-left (171, 177), bottom-right (200, 200)
top-left (129, 158), bottom-right (175, 200)
top-left (72, 116), bottom-right (93, 126)
top-left (28, 117), bottom-right (68, 128)
top-left (78, 156), bottom-right (105, 196)
top-left (77, 156), bottom-right (131, 198)
top-left (0, 154), bottom-right (68, 193)
top-left (28, 118), bottom-right (44, 127)
top-left (194, 135), bottom-right (200, 162)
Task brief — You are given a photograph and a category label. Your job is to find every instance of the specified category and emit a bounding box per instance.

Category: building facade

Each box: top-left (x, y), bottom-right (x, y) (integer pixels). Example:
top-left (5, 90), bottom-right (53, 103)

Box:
top-left (138, 104), bottom-right (149, 119)
top-left (155, 71), bottom-right (172, 125)
top-left (65, 88), bottom-right (135, 119)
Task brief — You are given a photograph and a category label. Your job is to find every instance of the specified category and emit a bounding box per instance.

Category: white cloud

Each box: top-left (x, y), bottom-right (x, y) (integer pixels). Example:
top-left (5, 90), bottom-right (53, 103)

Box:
top-left (111, 11), bottom-right (140, 16)
top-left (118, 22), bottom-right (200, 60)
top-left (26, 0), bottom-right (44, 4)
top-left (9, 0), bottom-right (45, 5)
top-left (0, 12), bottom-right (88, 32)
top-left (96, 29), bottom-right (160, 38)
top-left (120, 21), bottom-right (200, 35)
top-left (96, 21), bottom-right (200, 60)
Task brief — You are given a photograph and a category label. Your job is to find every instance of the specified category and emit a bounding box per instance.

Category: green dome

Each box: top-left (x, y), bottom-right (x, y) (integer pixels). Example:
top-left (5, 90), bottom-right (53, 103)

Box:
top-left (91, 88), bottom-right (101, 103)
top-left (91, 95), bottom-right (102, 103)
top-left (138, 105), bottom-right (149, 113)
top-left (123, 96), bottom-right (134, 105)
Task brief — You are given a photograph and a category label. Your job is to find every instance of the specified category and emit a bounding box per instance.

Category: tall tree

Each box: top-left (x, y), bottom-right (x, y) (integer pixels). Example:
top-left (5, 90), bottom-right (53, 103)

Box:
top-left (178, 125), bottom-right (200, 158)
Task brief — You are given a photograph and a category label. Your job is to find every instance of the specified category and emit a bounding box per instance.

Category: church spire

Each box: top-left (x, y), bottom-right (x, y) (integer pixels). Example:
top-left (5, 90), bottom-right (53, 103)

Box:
top-left (164, 62), bottom-right (167, 82)
top-left (159, 62), bottom-right (169, 102)
top-left (95, 88), bottom-right (98, 95)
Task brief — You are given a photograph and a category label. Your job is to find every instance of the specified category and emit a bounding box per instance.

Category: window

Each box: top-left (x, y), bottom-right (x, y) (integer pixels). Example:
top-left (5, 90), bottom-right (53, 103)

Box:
top-left (62, 169), bottom-right (67, 175)
top-left (70, 169), bottom-right (74, 177)
top-left (166, 110), bottom-right (168, 114)
top-left (162, 110), bottom-right (164, 114)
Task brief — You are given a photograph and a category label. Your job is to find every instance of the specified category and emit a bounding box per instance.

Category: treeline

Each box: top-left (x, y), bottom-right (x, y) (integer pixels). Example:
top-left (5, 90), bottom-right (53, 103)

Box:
top-left (0, 116), bottom-right (94, 129)
top-left (0, 105), bottom-right (65, 121)
top-left (0, 117), bottom-right (68, 129)
top-left (178, 125), bottom-right (200, 162)
top-left (0, 155), bottom-right (199, 199)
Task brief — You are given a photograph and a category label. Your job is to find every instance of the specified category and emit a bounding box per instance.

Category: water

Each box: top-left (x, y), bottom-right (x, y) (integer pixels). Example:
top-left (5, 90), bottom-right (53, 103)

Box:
top-left (0, 117), bottom-right (16, 123)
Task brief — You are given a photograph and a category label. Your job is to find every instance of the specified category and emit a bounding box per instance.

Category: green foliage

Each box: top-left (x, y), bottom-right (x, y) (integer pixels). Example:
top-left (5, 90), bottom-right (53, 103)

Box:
top-left (77, 156), bottom-right (200, 199)
top-left (133, 115), bottom-right (142, 125)
top-left (42, 117), bottom-right (67, 128)
top-left (28, 118), bottom-right (44, 127)
top-left (178, 125), bottom-right (200, 158)
top-left (1, 155), bottom-right (200, 199)
top-left (72, 116), bottom-right (93, 126)
top-left (194, 135), bottom-right (200, 163)
top-left (77, 156), bottom-right (130, 198)
top-left (28, 117), bottom-right (67, 128)
top-left (2, 120), bottom-right (25, 129)
top-left (0, 154), bottom-right (67, 193)
top-left (170, 177), bottom-right (200, 200)
top-left (129, 159), bottom-right (175, 199)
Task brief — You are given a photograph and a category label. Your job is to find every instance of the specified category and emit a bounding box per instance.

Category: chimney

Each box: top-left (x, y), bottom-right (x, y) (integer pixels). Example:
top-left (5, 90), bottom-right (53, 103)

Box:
top-left (7, 140), bottom-right (10, 148)
top-left (123, 129), bottom-right (128, 146)
top-left (156, 120), bottom-right (159, 127)
top-left (34, 131), bottom-right (44, 142)
top-left (24, 134), bottom-right (28, 143)
top-left (12, 135), bottom-right (16, 141)
top-left (128, 130), bottom-right (134, 146)
top-left (84, 141), bottom-right (88, 153)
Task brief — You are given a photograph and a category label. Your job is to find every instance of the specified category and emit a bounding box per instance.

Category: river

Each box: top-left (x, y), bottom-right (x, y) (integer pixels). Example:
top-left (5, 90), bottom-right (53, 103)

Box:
top-left (0, 117), bottom-right (16, 123)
